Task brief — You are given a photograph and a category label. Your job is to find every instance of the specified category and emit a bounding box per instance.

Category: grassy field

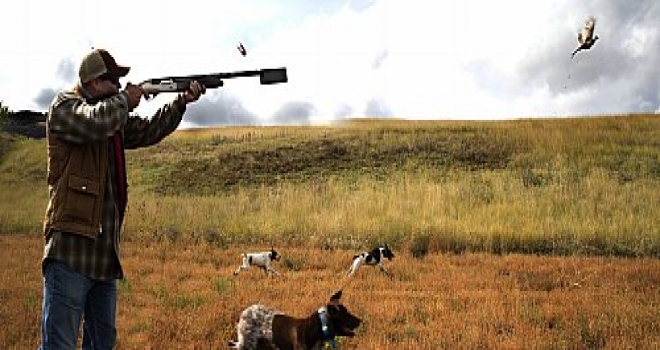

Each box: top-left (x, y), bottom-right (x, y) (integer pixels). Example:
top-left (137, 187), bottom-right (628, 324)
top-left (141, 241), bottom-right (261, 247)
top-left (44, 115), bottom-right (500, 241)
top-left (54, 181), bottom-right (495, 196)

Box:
top-left (3, 235), bottom-right (660, 349)
top-left (2, 115), bottom-right (659, 256)
top-left (1, 114), bottom-right (660, 348)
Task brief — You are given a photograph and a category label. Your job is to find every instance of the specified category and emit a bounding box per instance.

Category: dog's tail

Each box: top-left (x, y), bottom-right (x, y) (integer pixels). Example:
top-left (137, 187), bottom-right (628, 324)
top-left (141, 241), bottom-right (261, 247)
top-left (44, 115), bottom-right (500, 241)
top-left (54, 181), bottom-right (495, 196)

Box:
top-left (340, 267), bottom-right (359, 290)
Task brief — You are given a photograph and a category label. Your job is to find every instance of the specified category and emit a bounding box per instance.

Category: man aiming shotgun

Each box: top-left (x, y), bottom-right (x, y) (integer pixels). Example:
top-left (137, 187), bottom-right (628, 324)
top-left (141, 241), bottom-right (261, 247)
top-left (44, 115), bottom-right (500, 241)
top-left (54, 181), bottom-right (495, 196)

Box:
top-left (39, 47), bottom-right (286, 349)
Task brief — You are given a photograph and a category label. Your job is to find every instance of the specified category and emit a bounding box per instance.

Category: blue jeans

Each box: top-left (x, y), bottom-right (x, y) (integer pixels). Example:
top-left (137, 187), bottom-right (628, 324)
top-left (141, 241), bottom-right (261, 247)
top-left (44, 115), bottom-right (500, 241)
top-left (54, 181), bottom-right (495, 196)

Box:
top-left (40, 260), bottom-right (117, 350)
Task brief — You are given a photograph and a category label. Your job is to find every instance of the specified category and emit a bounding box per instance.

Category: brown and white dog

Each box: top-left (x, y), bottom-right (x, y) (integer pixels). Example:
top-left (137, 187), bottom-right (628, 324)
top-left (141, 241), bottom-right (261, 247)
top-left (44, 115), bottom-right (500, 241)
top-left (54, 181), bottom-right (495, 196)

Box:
top-left (233, 249), bottom-right (282, 277)
top-left (228, 290), bottom-right (361, 349)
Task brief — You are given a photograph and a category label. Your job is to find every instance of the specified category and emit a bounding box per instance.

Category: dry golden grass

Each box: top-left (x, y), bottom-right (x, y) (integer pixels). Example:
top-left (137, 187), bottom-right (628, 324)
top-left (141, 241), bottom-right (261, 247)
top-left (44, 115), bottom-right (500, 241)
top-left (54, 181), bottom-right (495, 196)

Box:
top-left (3, 115), bottom-right (659, 256)
top-left (3, 235), bottom-right (660, 349)
top-left (2, 115), bottom-right (660, 348)
top-left (2, 115), bottom-right (660, 254)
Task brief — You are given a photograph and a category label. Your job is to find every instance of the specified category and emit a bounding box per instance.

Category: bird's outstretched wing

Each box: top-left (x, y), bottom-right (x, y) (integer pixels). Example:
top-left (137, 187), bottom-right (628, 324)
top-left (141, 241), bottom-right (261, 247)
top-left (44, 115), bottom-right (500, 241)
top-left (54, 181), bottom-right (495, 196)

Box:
top-left (578, 16), bottom-right (596, 44)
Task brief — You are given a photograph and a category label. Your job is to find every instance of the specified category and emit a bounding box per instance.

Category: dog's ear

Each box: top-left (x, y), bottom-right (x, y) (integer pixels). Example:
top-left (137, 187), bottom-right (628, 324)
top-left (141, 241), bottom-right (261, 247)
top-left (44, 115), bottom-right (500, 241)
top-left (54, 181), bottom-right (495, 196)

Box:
top-left (330, 290), bottom-right (343, 304)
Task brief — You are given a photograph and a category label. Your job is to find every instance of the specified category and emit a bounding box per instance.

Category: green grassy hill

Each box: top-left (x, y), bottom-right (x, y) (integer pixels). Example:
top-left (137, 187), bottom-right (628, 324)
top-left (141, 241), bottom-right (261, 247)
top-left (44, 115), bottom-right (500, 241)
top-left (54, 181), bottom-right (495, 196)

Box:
top-left (2, 115), bottom-right (659, 256)
top-left (129, 120), bottom-right (515, 196)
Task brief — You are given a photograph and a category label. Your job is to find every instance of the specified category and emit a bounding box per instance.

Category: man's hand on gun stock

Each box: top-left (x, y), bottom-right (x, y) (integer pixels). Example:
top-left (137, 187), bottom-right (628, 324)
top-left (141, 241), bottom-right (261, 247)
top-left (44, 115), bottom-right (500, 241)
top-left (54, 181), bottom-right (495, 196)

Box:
top-left (123, 80), bottom-right (206, 111)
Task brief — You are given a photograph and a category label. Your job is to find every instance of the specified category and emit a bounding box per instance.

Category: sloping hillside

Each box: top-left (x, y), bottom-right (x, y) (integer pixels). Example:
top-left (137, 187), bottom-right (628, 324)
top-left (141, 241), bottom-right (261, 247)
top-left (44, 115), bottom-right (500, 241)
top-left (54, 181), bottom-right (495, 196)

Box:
top-left (1, 114), bottom-right (659, 257)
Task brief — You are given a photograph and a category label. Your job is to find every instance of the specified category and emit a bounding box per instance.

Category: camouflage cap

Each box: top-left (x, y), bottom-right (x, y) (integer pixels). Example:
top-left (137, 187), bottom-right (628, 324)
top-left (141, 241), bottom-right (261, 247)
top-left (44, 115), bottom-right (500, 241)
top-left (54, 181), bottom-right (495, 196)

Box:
top-left (78, 48), bottom-right (130, 83)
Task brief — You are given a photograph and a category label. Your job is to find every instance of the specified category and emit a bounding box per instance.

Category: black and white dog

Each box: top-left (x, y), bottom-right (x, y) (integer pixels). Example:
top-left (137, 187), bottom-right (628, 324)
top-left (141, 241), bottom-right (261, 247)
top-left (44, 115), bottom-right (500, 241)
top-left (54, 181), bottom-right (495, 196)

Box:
top-left (233, 248), bottom-right (282, 277)
top-left (346, 244), bottom-right (395, 279)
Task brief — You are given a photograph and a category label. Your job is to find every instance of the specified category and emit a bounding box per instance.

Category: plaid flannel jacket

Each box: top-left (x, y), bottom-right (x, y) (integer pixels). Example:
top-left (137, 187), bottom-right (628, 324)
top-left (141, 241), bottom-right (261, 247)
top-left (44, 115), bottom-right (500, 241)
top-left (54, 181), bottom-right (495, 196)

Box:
top-left (43, 85), bottom-right (185, 280)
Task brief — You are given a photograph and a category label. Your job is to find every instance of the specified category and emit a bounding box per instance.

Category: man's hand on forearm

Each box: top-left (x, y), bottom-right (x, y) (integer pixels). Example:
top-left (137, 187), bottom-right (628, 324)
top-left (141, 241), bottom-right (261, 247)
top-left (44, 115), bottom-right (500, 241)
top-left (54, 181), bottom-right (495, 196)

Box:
top-left (177, 80), bottom-right (206, 106)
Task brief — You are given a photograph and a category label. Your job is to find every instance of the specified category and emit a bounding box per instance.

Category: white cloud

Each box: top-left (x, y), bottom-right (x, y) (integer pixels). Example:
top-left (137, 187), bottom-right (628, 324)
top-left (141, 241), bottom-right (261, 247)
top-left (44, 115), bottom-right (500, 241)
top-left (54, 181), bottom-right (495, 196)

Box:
top-left (1, 0), bottom-right (659, 122)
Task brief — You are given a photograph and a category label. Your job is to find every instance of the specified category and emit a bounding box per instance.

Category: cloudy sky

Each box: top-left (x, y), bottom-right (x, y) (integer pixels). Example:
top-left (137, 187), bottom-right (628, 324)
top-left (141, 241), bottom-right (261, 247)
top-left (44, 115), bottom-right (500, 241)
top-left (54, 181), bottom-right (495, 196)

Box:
top-left (1, 0), bottom-right (658, 127)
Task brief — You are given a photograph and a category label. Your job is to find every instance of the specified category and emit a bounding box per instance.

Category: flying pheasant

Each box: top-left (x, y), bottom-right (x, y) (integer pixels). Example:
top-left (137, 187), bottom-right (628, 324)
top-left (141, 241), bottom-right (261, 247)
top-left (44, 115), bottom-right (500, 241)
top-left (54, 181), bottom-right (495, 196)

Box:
top-left (572, 16), bottom-right (599, 59)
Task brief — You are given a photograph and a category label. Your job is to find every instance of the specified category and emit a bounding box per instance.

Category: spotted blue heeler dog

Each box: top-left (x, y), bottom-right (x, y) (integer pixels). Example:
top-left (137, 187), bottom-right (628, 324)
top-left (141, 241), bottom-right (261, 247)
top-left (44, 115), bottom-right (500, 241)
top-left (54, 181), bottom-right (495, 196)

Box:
top-left (228, 290), bottom-right (361, 349)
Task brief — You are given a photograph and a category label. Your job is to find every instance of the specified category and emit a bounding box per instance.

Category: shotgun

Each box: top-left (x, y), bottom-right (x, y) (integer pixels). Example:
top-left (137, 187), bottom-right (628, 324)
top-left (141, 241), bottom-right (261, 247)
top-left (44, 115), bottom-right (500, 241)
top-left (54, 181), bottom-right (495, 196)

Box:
top-left (139, 67), bottom-right (288, 97)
